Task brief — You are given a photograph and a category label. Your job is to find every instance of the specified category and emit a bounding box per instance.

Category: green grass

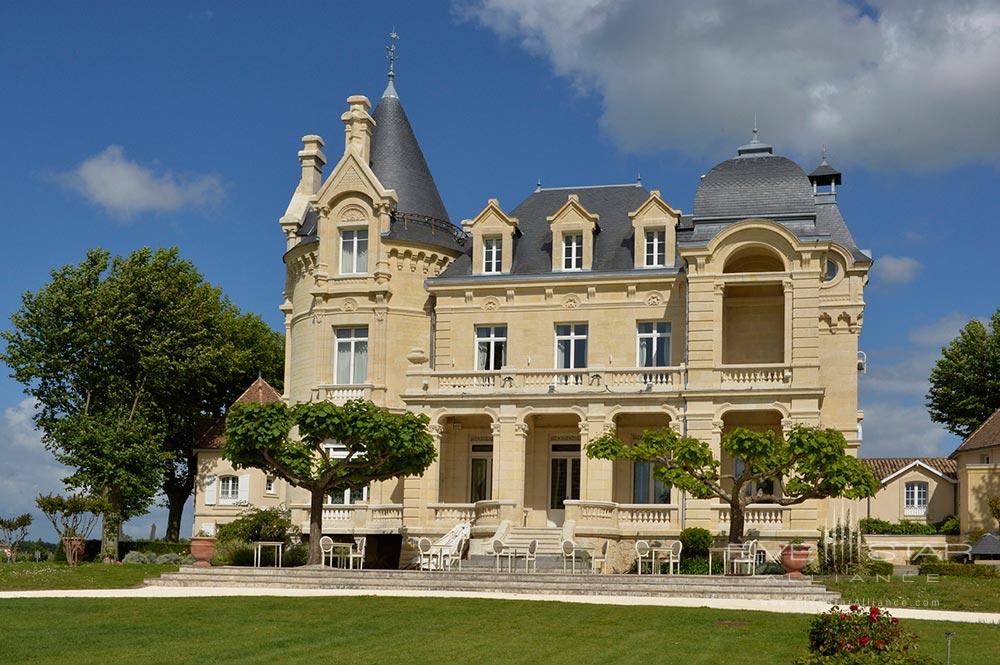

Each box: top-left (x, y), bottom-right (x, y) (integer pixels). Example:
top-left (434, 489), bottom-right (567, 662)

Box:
top-left (0, 563), bottom-right (178, 590)
top-left (0, 597), bottom-right (992, 665)
top-left (820, 574), bottom-right (1000, 613)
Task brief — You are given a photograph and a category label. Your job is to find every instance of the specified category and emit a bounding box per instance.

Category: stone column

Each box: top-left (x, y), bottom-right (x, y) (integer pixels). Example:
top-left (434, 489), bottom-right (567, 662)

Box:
top-left (580, 419), bottom-right (613, 502)
top-left (402, 422), bottom-right (442, 528)
top-left (493, 410), bottom-right (528, 513)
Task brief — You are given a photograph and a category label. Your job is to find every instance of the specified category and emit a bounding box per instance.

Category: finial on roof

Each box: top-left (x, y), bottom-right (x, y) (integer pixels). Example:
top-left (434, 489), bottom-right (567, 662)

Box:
top-left (737, 112), bottom-right (773, 157)
top-left (535, 177), bottom-right (542, 192)
top-left (820, 144), bottom-right (829, 164)
top-left (751, 112), bottom-right (760, 144)
top-left (636, 171), bottom-right (642, 185)
top-left (386, 28), bottom-right (399, 81)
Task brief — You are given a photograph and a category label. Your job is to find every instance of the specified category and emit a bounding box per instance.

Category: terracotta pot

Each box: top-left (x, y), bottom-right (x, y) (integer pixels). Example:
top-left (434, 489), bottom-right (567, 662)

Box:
top-left (781, 544), bottom-right (811, 578)
top-left (62, 536), bottom-right (85, 566)
top-left (190, 537), bottom-right (216, 568)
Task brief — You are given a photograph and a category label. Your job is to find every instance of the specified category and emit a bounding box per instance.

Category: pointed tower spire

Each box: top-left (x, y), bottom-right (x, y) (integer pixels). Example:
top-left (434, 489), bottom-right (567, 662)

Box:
top-left (383, 29), bottom-right (399, 99)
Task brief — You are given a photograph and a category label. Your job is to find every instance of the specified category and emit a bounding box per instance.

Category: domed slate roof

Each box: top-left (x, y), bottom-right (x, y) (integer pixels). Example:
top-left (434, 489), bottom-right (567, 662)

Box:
top-left (693, 141), bottom-right (816, 220)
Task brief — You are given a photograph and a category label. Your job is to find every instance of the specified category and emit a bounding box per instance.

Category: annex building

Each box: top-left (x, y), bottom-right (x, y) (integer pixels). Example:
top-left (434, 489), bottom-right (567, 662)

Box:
top-left (193, 67), bottom-right (879, 567)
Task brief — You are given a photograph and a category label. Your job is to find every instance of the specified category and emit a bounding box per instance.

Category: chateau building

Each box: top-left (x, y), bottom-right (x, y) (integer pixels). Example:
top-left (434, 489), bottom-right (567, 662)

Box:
top-left (194, 68), bottom-right (878, 566)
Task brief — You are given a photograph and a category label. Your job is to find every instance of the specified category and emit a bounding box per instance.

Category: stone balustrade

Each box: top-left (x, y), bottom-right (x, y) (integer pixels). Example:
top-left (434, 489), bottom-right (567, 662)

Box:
top-left (716, 504), bottom-right (790, 531)
top-left (719, 364), bottom-right (792, 388)
top-left (310, 384), bottom-right (373, 403)
top-left (406, 366), bottom-right (684, 396)
top-left (618, 504), bottom-right (679, 535)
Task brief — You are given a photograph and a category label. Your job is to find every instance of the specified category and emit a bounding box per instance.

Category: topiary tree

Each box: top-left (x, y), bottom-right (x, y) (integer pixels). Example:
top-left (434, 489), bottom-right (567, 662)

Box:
top-left (224, 399), bottom-right (436, 565)
top-left (35, 493), bottom-right (104, 565)
top-left (588, 425), bottom-right (878, 543)
top-left (0, 514), bottom-right (33, 563)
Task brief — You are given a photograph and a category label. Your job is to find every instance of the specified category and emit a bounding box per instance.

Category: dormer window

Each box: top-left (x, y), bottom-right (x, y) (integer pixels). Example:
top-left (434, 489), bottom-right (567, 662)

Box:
top-left (340, 229), bottom-right (368, 274)
top-left (563, 234), bottom-right (583, 271)
top-left (483, 236), bottom-right (502, 274)
top-left (644, 230), bottom-right (666, 267)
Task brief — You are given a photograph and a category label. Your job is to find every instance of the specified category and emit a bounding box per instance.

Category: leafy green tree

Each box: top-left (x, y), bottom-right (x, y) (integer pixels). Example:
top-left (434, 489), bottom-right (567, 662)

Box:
top-left (224, 400), bottom-right (436, 565)
top-left (35, 493), bottom-right (104, 564)
top-left (587, 425), bottom-right (877, 543)
top-left (927, 311), bottom-right (1000, 438)
top-left (0, 513), bottom-right (33, 562)
top-left (2, 248), bottom-right (283, 554)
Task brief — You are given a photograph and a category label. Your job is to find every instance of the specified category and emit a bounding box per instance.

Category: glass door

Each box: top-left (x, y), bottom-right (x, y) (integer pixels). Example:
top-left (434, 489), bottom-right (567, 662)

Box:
top-left (549, 443), bottom-right (581, 526)
top-left (470, 441), bottom-right (493, 503)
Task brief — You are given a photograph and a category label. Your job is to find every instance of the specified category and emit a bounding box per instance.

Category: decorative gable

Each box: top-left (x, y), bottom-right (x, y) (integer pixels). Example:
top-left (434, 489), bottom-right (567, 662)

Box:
top-left (463, 199), bottom-right (519, 274)
top-left (629, 190), bottom-right (680, 268)
top-left (546, 194), bottom-right (600, 271)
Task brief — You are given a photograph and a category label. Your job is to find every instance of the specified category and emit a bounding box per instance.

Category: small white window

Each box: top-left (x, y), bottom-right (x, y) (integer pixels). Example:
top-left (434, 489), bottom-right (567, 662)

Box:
top-left (644, 230), bottom-right (666, 267)
top-left (476, 325), bottom-right (507, 370)
top-left (326, 486), bottom-right (368, 505)
top-left (219, 476), bottom-right (240, 505)
top-left (265, 475), bottom-right (276, 494)
top-left (562, 233), bottom-right (583, 270)
top-left (483, 237), bottom-right (502, 274)
top-left (904, 481), bottom-right (929, 516)
top-left (335, 327), bottom-right (368, 384)
top-left (340, 229), bottom-right (369, 274)
top-left (637, 322), bottom-right (671, 368)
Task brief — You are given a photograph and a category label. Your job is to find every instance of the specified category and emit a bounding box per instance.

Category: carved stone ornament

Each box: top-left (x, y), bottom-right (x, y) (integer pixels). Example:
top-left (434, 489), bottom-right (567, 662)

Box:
top-left (341, 298), bottom-right (358, 312)
top-left (562, 294), bottom-right (581, 309)
top-left (406, 348), bottom-right (429, 366)
top-left (481, 296), bottom-right (501, 312)
top-left (645, 291), bottom-right (664, 306)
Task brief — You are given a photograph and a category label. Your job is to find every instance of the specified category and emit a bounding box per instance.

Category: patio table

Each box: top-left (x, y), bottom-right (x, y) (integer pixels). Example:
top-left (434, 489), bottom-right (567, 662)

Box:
top-left (326, 542), bottom-right (353, 568)
top-left (252, 541), bottom-right (283, 568)
top-left (707, 546), bottom-right (730, 576)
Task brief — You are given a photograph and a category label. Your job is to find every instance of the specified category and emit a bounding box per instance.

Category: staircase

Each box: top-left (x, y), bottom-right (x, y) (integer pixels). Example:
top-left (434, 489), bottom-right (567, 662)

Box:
top-left (148, 566), bottom-right (841, 602)
top-left (502, 527), bottom-right (563, 555)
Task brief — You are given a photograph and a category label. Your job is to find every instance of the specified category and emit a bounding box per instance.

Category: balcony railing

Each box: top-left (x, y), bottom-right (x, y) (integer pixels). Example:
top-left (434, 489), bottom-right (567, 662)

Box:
top-left (316, 503), bottom-right (403, 531)
top-left (719, 364), bottom-right (792, 388)
top-left (408, 366), bottom-right (684, 396)
top-left (310, 384), bottom-right (373, 403)
top-left (715, 504), bottom-right (790, 531)
top-left (619, 504), bottom-right (679, 532)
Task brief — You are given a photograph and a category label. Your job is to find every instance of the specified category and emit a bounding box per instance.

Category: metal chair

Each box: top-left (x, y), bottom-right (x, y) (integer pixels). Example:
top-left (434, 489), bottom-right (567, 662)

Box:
top-left (728, 540), bottom-right (758, 576)
top-left (659, 540), bottom-right (682, 575)
top-left (349, 536), bottom-right (366, 570)
top-left (561, 539), bottom-right (583, 573)
top-left (319, 536), bottom-right (338, 568)
top-left (635, 540), bottom-right (654, 575)
top-left (493, 538), bottom-right (513, 572)
top-left (521, 539), bottom-right (538, 573)
top-left (417, 537), bottom-right (436, 571)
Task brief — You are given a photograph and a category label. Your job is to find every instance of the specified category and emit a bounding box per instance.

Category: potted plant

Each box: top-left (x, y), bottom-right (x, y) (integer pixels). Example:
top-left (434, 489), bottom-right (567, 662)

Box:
top-left (190, 529), bottom-right (217, 567)
top-left (35, 493), bottom-right (103, 566)
top-left (781, 537), bottom-right (811, 578)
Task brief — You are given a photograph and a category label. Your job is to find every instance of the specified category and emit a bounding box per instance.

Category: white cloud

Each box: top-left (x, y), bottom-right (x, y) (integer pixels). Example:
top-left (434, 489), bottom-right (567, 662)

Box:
top-left (908, 312), bottom-right (974, 347)
top-left (860, 401), bottom-right (956, 457)
top-left (58, 145), bottom-right (224, 218)
top-left (875, 255), bottom-right (921, 284)
top-left (863, 348), bottom-right (937, 397)
top-left (459, 0), bottom-right (1000, 170)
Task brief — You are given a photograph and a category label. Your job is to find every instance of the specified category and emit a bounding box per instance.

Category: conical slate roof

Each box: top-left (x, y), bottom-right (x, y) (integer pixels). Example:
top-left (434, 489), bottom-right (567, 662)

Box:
top-left (370, 83), bottom-right (451, 224)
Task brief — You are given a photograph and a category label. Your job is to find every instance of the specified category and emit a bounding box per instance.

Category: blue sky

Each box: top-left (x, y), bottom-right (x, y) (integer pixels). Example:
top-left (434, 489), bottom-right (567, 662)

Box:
top-left (2, 1), bottom-right (998, 539)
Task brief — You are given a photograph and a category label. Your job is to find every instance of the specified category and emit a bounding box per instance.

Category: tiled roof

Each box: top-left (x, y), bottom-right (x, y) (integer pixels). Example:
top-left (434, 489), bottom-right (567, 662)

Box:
top-left (970, 532), bottom-right (1000, 557)
top-left (950, 406), bottom-right (1000, 457)
top-left (860, 457), bottom-right (958, 482)
top-left (693, 154), bottom-right (816, 220)
top-left (233, 377), bottom-right (282, 406)
top-left (194, 416), bottom-right (226, 450)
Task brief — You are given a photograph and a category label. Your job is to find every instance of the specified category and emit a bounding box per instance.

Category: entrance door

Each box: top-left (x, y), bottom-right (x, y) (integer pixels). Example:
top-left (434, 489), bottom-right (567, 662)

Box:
top-left (548, 442), bottom-right (581, 526)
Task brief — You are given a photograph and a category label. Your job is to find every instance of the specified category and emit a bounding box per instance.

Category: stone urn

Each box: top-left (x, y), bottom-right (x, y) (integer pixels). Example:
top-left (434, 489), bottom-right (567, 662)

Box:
top-left (62, 536), bottom-right (85, 566)
top-left (781, 544), bottom-right (811, 578)
top-left (190, 537), bottom-right (217, 568)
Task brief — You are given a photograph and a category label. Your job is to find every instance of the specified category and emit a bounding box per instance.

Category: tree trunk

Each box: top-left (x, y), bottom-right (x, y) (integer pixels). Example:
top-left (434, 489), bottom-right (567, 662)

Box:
top-left (307, 486), bottom-right (324, 565)
top-left (728, 497), bottom-right (745, 544)
top-left (163, 456), bottom-right (196, 541)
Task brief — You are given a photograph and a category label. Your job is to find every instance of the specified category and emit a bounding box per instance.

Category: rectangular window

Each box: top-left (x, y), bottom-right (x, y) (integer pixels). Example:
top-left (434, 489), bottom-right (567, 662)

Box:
top-left (219, 476), bottom-right (239, 504)
top-left (734, 459), bottom-right (775, 501)
top-left (476, 325), bottom-right (507, 371)
top-left (637, 322), bottom-right (671, 368)
top-left (340, 229), bottom-right (369, 274)
top-left (335, 327), bottom-right (368, 384)
top-left (265, 475), bottom-right (276, 494)
top-left (632, 462), bottom-right (671, 504)
top-left (562, 233), bottom-right (583, 270)
top-left (981, 454), bottom-right (992, 464)
top-left (326, 486), bottom-right (368, 505)
top-left (644, 229), bottom-right (666, 267)
top-left (470, 442), bottom-right (493, 502)
top-left (555, 324), bottom-right (587, 384)
top-left (904, 481), bottom-right (928, 515)
top-left (483, 237), bottom-right (502, 274)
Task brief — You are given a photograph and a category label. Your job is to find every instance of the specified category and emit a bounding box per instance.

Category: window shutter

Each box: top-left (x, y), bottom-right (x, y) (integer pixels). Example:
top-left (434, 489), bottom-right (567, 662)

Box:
top-left (204, 475), bottom-right (217, 505)
top-left (238, 475), bottom-right (250, 503)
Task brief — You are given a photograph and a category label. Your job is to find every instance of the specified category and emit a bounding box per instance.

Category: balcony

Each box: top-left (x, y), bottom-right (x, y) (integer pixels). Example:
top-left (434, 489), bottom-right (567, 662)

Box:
top-left (310, 384), bottom-right (373, 403)
top-left (309, 502), bottom-right (403, 533)
top-left (715, 504), bottom-right (790, 532)
top-left (407, 366), bottom-right (684, 397)
top-left (719, 364), bottom-right (792, 389)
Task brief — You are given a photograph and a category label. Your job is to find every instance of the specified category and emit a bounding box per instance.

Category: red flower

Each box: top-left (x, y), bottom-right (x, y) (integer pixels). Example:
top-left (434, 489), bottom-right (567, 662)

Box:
top-left (869, 607), bottom-right (881, 618)
top-left (840, 613), bottom-right (848, 620)
top-left (891, 617), bottom-right (899, 625)
top-left (859, 636), bottom-right (871, 647)
top-left (849, 604), bottom-right (859, 611)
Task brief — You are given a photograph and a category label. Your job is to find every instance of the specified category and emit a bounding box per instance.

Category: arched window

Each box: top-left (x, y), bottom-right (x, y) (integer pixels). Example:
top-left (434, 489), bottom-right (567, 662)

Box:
top-left (723, 246), bottom-right (785, 273)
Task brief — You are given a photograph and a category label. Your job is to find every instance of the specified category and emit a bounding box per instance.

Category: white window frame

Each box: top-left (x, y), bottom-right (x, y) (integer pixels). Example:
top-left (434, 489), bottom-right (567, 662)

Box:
top-left (555, 323), bottom-right (588, 385)
top-left (264, 475), bottom-right (276, 495)
top-left (562, 233), bottom-right (583, 271)
top-left (340, 228), bottom-right (369, 274)
top-left (325, 486), bottom-right (368, 505)
top-left (334, 326), bottom-right (368, 385)
top-left (644, 229), bottom-right (666, 267)
top-left (469, 441), bottom-right (493, 503)
top-left (483, 236), bottom-right (502, 274)
top-left (904, 481), bottom-right (929, 516)
top-left (218, 475), bottom-right (240, 505)
top-left (475, 325), bottom-right (507, 371)
top-left (636, 321), bottom-right (671, 368)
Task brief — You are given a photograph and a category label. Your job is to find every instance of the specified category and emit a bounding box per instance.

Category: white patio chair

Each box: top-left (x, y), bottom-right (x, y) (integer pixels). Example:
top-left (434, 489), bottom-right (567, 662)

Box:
top-left (561, 539), bottom-right (583, 573)
top-left (515, 539), bottom-right (537, 573)
top-left (441, 535), bottom-right (466, 571)
top-left (417, 537), bottom-right (436, 571)
top-left (349, 536), bottom-right (366, 570)
top-left (659, 540), bottom-right (682, 575)
top-left (728, 540), bottom-right (758, 576)
top-left (591, 540), bottom-right (609, 574)
top-left (635, 540), bottom-right (654, 575)
top-left (319, 536), bottom-right (338, 568)
top-left (493, 538), bottom-right (513, 572)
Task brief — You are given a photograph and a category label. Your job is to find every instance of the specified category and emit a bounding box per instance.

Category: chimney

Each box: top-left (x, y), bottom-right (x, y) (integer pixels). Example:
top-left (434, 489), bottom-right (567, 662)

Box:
top-left (342, 95), bottom-right (375, 164)
top-left (297, 134), bottom-right (326, 195)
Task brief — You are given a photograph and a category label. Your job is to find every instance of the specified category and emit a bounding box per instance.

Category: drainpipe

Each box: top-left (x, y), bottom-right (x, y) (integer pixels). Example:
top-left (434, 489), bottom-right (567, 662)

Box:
top-left (429, 295), bottom-right (437, 370)
top-left (680, 265), bottom-right (691, 529)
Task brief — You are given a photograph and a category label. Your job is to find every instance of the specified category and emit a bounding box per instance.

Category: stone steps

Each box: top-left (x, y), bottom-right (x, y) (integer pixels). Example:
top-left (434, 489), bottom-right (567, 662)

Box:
top-left (147, 566), bottom-right (840, 602)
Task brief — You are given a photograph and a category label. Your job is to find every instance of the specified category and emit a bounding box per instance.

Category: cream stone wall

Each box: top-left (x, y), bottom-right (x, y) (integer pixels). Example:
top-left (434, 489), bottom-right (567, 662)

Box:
top-left (955, 447), bottom-right (1000, 533)
top-left (863, 468), bottom-right (956, 524)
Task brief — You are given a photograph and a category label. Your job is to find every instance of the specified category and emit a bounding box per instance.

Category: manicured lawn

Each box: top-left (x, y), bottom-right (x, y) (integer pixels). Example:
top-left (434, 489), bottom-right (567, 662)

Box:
top-left (820, 574), bottom-right (1000, 613)
top-left (0, 597), bottom-right (991, 665)
top-left (0, 563), bottom-right (178, 590)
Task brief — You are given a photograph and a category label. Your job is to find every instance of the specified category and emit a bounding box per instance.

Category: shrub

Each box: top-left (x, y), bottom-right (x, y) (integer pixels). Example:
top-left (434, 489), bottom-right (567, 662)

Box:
top-left (679, 527), bottom-right (713, 558)
top-left (153, 552), bottom-right (192, 565)
top-left (793, 605), bottom-right (935, 664)
top-left (919, 561), bottom-right (998, 577)
top-left (216, 507), bottom-right (298, 544)
top-left (282, 544), bottom-right (309, 568)
top-left (212, 540), bottom-right (254, 566)
top-left (967, 527), bottom-right (988, 546)
top-left (908, 549), bottom-right (939, 565)
top-left (678, 556), bottom-right (723, 575)
top-left (934, 515), bottom-right (961, 535)
top-left (859, 518), bottom-right (937, 536)
top-left (863, 560), bottom-right (894, 576)
top-left (122, 550), bottom-right (151, 564)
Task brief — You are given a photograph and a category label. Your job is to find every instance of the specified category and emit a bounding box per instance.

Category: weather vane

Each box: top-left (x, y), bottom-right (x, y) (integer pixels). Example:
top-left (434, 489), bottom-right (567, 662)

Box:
top-left (386, 29), bottom-right (399, 81)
